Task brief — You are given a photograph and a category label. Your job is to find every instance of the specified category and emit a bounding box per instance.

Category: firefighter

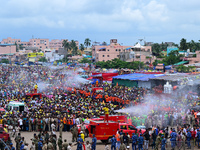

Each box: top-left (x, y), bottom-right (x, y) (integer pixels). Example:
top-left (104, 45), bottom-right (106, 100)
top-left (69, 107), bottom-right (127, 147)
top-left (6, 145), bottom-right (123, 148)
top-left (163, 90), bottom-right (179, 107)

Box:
top-left (103, 104), bottom-right (109, 122)
top-left (34, 84), bottom-right (38, 93)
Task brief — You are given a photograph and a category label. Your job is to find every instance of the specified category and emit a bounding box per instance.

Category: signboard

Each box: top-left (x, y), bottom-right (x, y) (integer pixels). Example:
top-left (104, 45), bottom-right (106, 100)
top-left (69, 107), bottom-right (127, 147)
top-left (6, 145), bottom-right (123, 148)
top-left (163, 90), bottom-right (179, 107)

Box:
top-left (28, 53), bottom-right (44, 57)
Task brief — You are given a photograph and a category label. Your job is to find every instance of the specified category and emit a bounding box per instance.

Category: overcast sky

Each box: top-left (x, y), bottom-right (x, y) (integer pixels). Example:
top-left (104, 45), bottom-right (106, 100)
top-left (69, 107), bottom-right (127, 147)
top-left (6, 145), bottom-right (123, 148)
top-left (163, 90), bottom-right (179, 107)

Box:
top-left (1, 0), bottom-right (200, 45)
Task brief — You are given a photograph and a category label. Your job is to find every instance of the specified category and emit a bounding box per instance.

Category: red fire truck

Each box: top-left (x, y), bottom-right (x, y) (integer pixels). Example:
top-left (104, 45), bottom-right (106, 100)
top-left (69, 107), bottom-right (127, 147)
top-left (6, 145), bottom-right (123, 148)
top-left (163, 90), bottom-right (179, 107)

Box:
top-left (77, 118), bottom-right (104, 137)
top-left (99, 115), bottom-right (128, 123)
top-left (89, 120), bottom-right (145, 143)
top-left (0, 125), bottom-right (10, 141)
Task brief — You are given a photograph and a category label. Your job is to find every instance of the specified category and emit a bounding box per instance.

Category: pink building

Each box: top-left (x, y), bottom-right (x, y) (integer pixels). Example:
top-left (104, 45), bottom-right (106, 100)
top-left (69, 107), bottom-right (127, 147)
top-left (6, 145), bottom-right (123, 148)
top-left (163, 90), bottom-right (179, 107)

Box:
top-left (0, 44), bottom-right (16, 55)
top-left (92, 39), bottom-right (131, 62)
top-left (49, 39), bottom-right (79, 50)
top-left (29, 38), bottom-right (49, 51)
top-left (1, 37), bottom-right (21, 44)
top-left (92, 39), bottom-right (152, 62)
top-left (186, 51), bottom-right (200, 64)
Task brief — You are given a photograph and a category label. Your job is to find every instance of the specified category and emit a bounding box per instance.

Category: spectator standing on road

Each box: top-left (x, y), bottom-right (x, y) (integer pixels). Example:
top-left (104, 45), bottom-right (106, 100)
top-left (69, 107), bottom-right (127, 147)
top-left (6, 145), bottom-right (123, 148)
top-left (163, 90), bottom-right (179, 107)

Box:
top-left (143, 130), bottom-right (150, 150)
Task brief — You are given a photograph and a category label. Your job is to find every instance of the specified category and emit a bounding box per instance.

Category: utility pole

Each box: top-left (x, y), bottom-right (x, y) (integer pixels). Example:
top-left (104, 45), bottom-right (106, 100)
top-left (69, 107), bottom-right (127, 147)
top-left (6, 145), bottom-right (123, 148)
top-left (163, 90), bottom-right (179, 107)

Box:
top-left (138, 39), bottom-right (143, 71)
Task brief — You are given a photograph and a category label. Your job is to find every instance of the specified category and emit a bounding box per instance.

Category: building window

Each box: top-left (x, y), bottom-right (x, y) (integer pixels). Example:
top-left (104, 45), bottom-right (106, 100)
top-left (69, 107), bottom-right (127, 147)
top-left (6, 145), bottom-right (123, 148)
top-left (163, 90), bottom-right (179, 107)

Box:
top-left (107, 55), bottom-right (109, 57)
top-left (40, 40), bottom-right (44, 44)
top-left (40, 46), bottom-right (42, 48)
top-left (119, 49), bottom-right (121, 51)
top-left (102, 55), bottom-right (105, 57)
top-left (136, 56), bottom-right (140, 58)
top-left (103, 60), bottom-right (105, 62)
top-left (46, 46), bottom-right (48, 48)
top-left (34, 40), bottom-right (36, 42)
top-left (38, 43), bottom-right (39, 45)
top-left (117, 55), bottom-right (119, 57)
top-left (116, 49), bottom-right (118, 51)
top-left (107, 49), bottom-right (109, 51)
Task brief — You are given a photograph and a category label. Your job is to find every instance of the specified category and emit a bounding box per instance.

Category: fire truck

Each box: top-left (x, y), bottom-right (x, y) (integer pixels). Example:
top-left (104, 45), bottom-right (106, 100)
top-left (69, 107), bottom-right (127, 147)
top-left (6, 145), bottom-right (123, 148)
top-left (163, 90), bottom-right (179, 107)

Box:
top-left (89, 120), bottom-right (145, 143)
top-left (99, 115), bottom-right (128, 123)
top-left (77, 118), bottom-right (104, 137)
top-left (0, 125), bottom-right (10, 141)
top-left (78, 115), bottom-right (128, 137)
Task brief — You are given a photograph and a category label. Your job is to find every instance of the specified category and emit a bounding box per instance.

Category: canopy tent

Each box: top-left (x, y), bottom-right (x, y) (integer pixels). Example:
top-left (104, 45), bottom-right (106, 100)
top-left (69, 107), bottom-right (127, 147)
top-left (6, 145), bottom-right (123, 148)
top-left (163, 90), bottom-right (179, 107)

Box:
top-left (174, 61), bottom-right (189, 66)
top-left (92, 72), bottom-right (118, 81)
top-left (131, 43), bottom-right (144, 49)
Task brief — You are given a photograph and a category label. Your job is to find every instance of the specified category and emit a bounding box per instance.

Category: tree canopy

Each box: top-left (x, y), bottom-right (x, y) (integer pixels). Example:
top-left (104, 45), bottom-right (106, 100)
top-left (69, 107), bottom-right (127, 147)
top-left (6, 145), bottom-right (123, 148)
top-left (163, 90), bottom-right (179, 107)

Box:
top-left (84, 38), bottom-right (91, 48)
top-left (96, 58), bottom-right (144, 69)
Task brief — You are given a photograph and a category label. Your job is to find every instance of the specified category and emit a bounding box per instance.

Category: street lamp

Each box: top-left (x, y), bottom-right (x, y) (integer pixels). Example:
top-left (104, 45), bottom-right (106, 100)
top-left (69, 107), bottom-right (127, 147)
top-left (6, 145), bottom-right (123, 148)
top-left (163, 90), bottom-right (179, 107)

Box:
top-left (138, 39), bottom-right (143, 71)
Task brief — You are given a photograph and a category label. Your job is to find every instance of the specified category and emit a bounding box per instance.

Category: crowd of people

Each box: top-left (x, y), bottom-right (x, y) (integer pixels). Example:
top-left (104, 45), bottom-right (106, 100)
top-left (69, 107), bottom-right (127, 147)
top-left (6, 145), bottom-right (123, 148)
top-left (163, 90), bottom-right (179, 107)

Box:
top-left (0, 64), bottom-right (199, 150)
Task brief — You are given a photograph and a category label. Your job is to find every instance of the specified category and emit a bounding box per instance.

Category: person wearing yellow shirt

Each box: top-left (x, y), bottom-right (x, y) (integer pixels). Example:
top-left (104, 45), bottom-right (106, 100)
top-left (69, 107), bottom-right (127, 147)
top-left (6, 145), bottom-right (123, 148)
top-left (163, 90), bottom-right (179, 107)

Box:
top-left (34, 84), bottom-right (38, 93)
top-left (103, 105), bottom-right (109, 122)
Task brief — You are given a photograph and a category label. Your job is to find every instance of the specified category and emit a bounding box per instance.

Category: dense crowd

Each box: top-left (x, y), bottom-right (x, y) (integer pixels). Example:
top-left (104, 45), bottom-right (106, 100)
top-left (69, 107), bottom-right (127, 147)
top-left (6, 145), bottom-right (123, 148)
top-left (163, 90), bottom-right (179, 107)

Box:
top-left (0, 64), bottom-right (200, 150)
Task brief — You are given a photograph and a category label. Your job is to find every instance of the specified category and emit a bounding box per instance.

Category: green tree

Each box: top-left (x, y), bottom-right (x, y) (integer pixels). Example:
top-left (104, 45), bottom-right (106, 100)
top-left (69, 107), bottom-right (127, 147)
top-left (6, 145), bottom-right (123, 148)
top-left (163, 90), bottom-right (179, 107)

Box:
top-left (152, 43), bottom-right (161, 56)
top-left (80, 58), bottom-right (91, 64)
top-left (0, 59), bottom-right (9, 64)
top-left (102, 41), bottom-right (107, 45)
top-left (62, 40), bottom-right (70, 54)
top-left (95, 58), bottom-right (142, 69)
top-left (70, 40), bottom-right (78, 55)
top-left (180, 38), bottom-right (187, 50)
top-left (38, 57), bottom-right (47, 62)
top-left (79, 44), bottom-right (85, 52)
top-left (84, 38), bottom-right (91, 49)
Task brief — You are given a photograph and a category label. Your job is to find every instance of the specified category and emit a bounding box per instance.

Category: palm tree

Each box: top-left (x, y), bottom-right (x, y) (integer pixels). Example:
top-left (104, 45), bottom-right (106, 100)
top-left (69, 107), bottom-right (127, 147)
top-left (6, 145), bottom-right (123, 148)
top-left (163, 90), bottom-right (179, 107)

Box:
top-left (102, 41), bottom-right (107, 45)
top-left (80, 44), bottom-right (85, 52)
top-left (62, 40), bottom-right (70, 55)
top-left (70, 40), bottom-right (78, 55)
top-left (84, 38), bottom-right (91, 49)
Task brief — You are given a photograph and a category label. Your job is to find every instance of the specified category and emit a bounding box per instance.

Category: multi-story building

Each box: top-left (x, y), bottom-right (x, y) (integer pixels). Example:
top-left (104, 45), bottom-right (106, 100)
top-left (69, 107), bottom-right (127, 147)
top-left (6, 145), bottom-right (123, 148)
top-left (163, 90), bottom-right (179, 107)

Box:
top-left (49, 39), bottom-right (79, 50)
top-left (0, 44), bottom-right (16, 55)
top-left (92, 39), bottom-right (132, 62)
top-left (1, 37), bottom-right (22, 44)
top-left (29, 38), bottom-right (49, 51)
top-left (92, 39), bottom-right (153, 63)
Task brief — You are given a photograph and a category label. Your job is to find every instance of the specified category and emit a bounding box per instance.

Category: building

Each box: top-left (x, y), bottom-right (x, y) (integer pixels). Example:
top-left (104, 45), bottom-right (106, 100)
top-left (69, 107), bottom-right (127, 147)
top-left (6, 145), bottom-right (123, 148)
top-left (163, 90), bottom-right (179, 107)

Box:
top-left (119, 43), bottom-right (154, 64)
top-left (44, 49), bottom-right (64, 62)
top-left (29, 38), bottom-right (49, 51)
top-left (92, 39), bottom-right (132, 62)
top-left (167, 46), bottom-right (179, 55)
top-left (1, 37), bottom-right (21, 44)
top-left (49, 39), bottom-right (79, 50)
top-left (0, 44), bottom-right (16, 55)
top-left (185, 51), bottom-right (200, 64)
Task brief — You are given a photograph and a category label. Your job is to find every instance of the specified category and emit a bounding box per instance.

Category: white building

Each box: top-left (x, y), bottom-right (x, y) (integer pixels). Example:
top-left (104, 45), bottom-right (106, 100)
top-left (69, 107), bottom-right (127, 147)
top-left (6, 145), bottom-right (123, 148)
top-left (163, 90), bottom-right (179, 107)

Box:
top-left (44, 49), bottom-right (64, 62)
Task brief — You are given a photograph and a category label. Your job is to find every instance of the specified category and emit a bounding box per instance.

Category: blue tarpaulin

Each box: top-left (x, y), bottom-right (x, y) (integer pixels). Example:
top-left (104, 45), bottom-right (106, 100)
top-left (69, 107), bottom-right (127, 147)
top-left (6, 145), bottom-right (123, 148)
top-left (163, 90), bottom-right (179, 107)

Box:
top-left (112, 73), bottom-right (165, 81)
top-left (126, 47), bottom-right (132, 50)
